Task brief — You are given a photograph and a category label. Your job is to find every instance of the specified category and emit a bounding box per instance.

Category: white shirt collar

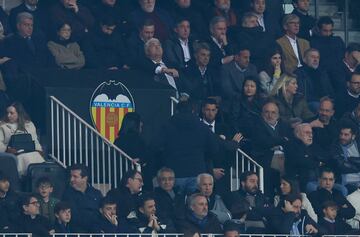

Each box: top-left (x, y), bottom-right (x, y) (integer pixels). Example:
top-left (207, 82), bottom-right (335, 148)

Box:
top-left (347, 90), bottom-right (360, 98)
top-left (202, 119), bottom-right (216, 132)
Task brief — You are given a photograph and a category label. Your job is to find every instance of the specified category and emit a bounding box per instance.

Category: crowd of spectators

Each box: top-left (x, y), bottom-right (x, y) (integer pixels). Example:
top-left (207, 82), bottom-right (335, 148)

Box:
top-left (0, 0), bottom-right (360, 236)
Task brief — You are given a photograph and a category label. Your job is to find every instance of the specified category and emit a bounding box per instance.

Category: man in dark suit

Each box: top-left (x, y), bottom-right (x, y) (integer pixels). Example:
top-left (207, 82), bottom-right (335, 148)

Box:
top-left (328, 43), bottom-right (360, 92)
top-left (200, 98), bottom-right (242, 195)
top-left (276, 14), bottom-right (310, 74)
top-left (310, 16), bottom-right (345, 74)
top-left (9, 0), bottom-right (46, 36)
top-left (251, 101), bottom-right (292, 196)
top-left (1, 12), bottom-right (54, 73)
top-left (206, 16), bottom-right (235, 69)
top-left (249, 0), bottom-right (282, 40)
top-left (291, 0), bottom-right (316, 41)
top-left (183, 42), bottom-right (220, 101)
top-left (49, 0), bottom-right (95, 41)
top-left (140, 37), bottom-right (186, 98)
top-left (126, 19), bottom-right (155, 68)
top-left (163, 17), bottom-right (194, 70)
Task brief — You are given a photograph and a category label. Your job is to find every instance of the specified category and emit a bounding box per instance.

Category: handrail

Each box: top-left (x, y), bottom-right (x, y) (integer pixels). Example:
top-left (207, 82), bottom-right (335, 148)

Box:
top-left (50, 96), bottom-right (135, 162)
top-left (50, 96), bottom-right (140, 194)
top-left (231, 148), bottom-right (264, 192)
top-left (170, 96), bottom-right (179, 116)
top-left (49, 234), bottom-right (310, 237)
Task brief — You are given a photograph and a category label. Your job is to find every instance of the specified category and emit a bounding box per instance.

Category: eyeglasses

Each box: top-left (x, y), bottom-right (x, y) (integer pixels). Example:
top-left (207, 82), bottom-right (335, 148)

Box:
top-left (133, 177), bottom-right (143, 183)
top-left (28, 201), bottom-right (40, 206)
top-left (288, 21), bottom-right (300, 25)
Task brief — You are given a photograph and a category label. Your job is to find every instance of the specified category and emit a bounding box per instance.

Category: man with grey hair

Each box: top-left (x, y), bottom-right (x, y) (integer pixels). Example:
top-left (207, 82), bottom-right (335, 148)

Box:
top-left (130, 0), bottom-right (173, 42)
top-left (276, 14), bottom-right (310, 73)
top-left (196, 173), bottom-right (231, 223)
top-left (141, 38), bottom-right (187, 98)
top-left (207, 16), bottom-right (235, 68)
top-left (177, 193), bottom-right (222, 234)
top-left (154, 167), bottom-right (185, 221)
top-left (285, 123), bottom-right (329, 190)
top-left (295, 48), bottom-right (334, 112)
top-left (2, 12), bottom-right (54, 72)
top-left (9, 0), bottom-right (46, 35)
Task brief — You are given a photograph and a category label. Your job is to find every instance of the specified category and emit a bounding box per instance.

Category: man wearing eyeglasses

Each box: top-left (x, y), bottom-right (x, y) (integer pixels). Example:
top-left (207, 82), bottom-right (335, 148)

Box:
top-left (18, 194), bottom-right (54, 237)
top-left (336, 71), bottom-right (360, 118)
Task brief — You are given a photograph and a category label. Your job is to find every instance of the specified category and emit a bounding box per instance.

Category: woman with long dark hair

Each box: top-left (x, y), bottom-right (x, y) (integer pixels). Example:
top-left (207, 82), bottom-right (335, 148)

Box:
top-left (0, 102), bottom-right (44, 176)
top-left (259, 48), bottom-right (286, 96)
top-left (274, 175), bottom-right (318, 222)
top-left (230, 76), bottom-right (265, 133)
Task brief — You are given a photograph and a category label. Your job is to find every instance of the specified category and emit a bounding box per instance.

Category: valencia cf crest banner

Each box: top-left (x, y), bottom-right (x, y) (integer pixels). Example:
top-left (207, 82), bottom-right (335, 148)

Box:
top-left (90, 80), bottom-right (135, 143)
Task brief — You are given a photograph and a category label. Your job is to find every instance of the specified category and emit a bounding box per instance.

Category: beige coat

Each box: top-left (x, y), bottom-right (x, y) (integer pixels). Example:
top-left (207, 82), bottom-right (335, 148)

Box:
top-left (47, 41), bottom-right (85, 69)
top-left (0, 122), bottom-right (44, 176)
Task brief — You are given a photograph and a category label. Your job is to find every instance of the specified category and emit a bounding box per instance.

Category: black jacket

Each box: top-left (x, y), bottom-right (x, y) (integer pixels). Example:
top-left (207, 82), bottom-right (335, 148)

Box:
top-left (163, 35), bottom-right (195, 70)
top-left (155, 111), bottom-right (219, 177)
top-left (206, 36), bottom-right (235, 69)
top-left (335, 89), bottom-right (360, 119)
top-left (292, 9), bottom-right (316, 41)
top-left (294, 65), bottom-right (334, 102)
top-left (331, 138), bottom-right (360, 174)
top-left (310, 34), bottom-right (345, 72)
top-left (176, 210), bottom-right (222, 234)
top-left (154, 187), bottom-right (185, 221)
top-left (62, 184), bottom-right (103, 231)
top-left (106, 187), bottom-right (142, 219)
top-left (284, 138), bottom-right (329, 188)
top-left (17, 214), bottom-right (53, 237)
top-left (308, 188), bottom-right (356, 220)
top-left (183, 62), bottom-right (221, 100)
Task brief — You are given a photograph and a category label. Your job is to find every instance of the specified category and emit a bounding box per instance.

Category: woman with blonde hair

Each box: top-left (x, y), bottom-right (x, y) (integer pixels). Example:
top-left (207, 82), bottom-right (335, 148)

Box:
top-left (0, 102), bottom-right (45, 176)
top-left (273, 74), bottom-right (314, 126)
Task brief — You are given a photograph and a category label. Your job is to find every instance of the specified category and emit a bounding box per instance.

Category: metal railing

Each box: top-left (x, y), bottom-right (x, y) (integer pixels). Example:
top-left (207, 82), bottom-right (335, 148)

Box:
top-left (50, 96), bottom-right (140, 194)
top-left (49, 234), bottom-right (310, 237)
top-left (0, 235), bottom-right (32, 237)
top-left (170, 96), bottom-right (264, 193)
top-left (231, 148), bottom-right (264, 192)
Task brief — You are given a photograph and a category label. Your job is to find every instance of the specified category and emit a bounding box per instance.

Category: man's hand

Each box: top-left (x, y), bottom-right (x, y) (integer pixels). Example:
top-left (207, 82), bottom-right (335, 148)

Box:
top-left (108, 66), bottom-right (119, 70)
top-left (213, 168), bottom-right (225, 180)
top-left (232, 133), bottom-right (244, 143)
top-left (222, 55), bottom-right (234, 64)
top-left (282, 200), bottom-right (295, 213)
top-left (104, 212), bottom-right (118, 226)
top-left (309, 119), bottom-right (324, 128)
top-left (219, 34), bottom-right (228, 46)
top-left (305, 224), bottom-right (318, 234)
top-left (163, 68), bottom-right (179, 78)
top-left (0, 57), bottom-right (11, 65)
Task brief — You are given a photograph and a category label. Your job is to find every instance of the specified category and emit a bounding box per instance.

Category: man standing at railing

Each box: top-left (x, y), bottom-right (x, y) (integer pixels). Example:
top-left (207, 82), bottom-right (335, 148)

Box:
top-left (154, 99), bottom-right (219, 195)
top-left (200, 98), bottom-right (243, 196)
top-left (62, 164), bottom-right (103, 232)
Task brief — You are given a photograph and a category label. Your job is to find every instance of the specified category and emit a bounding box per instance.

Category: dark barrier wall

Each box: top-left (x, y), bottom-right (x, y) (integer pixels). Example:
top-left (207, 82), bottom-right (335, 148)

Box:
top-left (27, 69), bottom-right (175, 145)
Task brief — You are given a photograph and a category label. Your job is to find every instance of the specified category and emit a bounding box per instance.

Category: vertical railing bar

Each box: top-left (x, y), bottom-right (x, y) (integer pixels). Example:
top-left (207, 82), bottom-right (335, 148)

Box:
top-left (236, 151), bottom-right (239, 190)
top-left (56, 103), bottom-right (60, 162)
top-left (114, 149), bottom-right (117, 188)
top-left (68, 113), bottom-right (72, 166)
top-left (79, 123), bottom-right (83, 164)
top-left (108, 145), bottom-right (111, 193)
top-left (91, 131), bottom-right (94, 186)
top-left (62, 107), bottom-right (66, 166)
top-left (97, 137), bottom-right (100, 187)
top-left (51, 99), bottom-right (54, 157)
top-left (85, 127), bottom-right (88, 166)
top-left (102, 141), bottom-right (105, 194)
top-left (74, 117), bottom-right (77, 164)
